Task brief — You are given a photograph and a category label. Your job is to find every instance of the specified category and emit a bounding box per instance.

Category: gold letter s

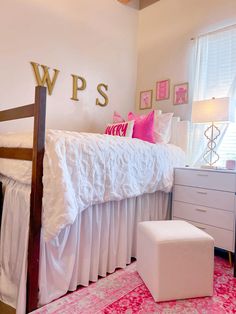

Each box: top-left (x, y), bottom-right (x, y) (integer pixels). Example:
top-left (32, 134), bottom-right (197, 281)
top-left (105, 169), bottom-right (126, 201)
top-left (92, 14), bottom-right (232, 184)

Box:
top-left (96, 83), bottom-right (109, 107)
top-left (30, 62), bottom-right (60, 95)
top-left (71, 74), bottom-right (87, 101)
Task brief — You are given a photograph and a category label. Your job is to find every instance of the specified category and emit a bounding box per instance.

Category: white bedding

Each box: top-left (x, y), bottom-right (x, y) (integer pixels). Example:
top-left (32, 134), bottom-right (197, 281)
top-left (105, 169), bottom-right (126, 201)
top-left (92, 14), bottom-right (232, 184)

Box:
top-left (0, 177), bottom-right (170, 314)
top-left (0, 130), bottom-right (185, 241)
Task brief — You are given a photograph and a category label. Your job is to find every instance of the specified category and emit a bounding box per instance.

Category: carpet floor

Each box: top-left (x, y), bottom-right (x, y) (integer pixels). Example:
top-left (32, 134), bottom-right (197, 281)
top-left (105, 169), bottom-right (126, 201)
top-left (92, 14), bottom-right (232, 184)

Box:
top-left (32, 256), bottom-right (236, 314)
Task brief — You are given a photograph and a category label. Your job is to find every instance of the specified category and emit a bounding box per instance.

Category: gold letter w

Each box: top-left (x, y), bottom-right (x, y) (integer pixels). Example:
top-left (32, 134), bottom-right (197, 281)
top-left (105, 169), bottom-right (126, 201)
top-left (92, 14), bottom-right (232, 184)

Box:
top-left (30, 61), bottom-right (60, 95)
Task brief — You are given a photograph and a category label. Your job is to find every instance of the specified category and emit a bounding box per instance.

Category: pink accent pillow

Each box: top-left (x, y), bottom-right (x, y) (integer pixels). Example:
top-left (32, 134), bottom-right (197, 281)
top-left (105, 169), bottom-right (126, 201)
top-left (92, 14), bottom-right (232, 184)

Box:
top-left (105, 120), bottom-right (134, 137)
top-left (154, 111), bottom-right (173, 143)
top-left (128, 111), bottom-right (155, 143)
top-left (113, 111), bottom-right (125, 123)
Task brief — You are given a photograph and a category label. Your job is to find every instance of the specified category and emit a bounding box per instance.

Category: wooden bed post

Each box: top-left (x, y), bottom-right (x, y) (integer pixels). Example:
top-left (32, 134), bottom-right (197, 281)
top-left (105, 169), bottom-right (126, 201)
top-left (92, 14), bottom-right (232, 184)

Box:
top-left (0, 182), bottom-right (2, 228)
top-left (26, 86), bottom-right (46, 313)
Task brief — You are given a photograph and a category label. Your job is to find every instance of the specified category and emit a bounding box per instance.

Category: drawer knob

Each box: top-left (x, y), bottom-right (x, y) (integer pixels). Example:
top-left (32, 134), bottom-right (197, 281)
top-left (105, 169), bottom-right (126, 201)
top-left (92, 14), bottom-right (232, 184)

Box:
top-left (196, 208), bottom-right (207, 212)
top-left (197, 191), bottom-right (207, 195)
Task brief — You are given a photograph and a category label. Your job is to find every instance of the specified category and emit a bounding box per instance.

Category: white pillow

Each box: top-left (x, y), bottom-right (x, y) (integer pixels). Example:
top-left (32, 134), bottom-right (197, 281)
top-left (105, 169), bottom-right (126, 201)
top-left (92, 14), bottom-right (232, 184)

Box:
top-left (154, 111), bottom-right (173, 144)
top-left (104, 120), bottom-right (134, 138)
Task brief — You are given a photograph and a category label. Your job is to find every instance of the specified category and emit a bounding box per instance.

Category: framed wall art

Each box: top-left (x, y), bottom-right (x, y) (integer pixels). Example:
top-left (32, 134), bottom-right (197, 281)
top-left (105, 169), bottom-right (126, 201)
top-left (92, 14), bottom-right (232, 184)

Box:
top-left (139, 90), bottom-right (153, 110)
top-left (173, 82), bottom-right (188, 105)
top-left (156, 79), bottom-right (170, 101)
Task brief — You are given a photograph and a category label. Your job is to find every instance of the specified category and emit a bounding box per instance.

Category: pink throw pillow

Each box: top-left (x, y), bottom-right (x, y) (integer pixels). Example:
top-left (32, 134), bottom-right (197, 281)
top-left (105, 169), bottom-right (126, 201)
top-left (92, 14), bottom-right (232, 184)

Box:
top-left (128, 111), bottom-right (155, 143)
top-left (113, 111), bottom-right (125, 123)
top-left (105, 120), bottom-right (134, 137)
top-left (154, 111), bottom-right (173, 143)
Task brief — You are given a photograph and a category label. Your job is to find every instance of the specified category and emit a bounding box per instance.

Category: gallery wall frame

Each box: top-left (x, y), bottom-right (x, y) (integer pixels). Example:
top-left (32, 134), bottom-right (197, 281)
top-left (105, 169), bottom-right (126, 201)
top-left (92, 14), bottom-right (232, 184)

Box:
top-left (156, 79), bottom-right (170, 101)
top-left (139, 90), bottom-right (153, 110)
top-left (173, 82), bottom-right (188, 105)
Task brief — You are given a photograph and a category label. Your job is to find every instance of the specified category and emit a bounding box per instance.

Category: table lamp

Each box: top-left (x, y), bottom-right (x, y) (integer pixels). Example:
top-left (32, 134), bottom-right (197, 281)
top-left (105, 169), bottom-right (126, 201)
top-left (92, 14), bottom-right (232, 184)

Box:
top-left (191, 97), bottom-right (232, 167)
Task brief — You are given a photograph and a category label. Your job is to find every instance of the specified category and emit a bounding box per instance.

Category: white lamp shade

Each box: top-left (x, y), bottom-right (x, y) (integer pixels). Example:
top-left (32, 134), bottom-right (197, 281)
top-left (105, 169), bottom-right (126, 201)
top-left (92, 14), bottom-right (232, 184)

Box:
top-left (191, 97), bottom-right (233, 123)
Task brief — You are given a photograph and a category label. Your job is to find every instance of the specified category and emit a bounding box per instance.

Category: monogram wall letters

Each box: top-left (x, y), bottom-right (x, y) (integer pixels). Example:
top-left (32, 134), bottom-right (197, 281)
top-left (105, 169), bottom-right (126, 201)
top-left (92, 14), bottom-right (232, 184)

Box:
top-left (30, 62), bottom-right (109, 106)
top-left (31, 62), bottom-right (60, 95)
top-left (71, 74), bottom-right (87, 101)
top-left (96, 84), bottom-right (109, 107)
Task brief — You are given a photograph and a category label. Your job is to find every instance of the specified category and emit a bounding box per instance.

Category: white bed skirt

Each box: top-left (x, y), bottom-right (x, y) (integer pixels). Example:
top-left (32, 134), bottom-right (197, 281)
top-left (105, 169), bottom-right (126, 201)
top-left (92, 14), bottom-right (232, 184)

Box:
top-left (0, 177), bottom-right (170, 314)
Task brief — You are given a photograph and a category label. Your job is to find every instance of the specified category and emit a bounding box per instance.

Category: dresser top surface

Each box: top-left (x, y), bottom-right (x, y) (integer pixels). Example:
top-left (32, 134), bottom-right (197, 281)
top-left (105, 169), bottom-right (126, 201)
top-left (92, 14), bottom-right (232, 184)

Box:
top-left (175, 167), bottom-right (236, 175)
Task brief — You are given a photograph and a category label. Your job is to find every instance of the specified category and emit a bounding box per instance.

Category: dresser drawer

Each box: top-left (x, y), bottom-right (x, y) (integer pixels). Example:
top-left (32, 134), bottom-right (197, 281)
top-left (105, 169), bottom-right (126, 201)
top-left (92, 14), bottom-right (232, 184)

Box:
top-left (173, 201), bottom-right (234, 230)
top-left (173, 218), bottom-right (235, 252)
top-left (173, 185), bottom-right (235, 211)
top-left (175, 169), bottom-right (236, 192)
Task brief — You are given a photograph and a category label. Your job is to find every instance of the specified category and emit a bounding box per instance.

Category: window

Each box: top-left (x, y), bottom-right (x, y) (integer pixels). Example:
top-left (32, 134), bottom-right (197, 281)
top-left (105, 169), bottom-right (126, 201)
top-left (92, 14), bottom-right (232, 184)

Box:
top-left (193, 25), bottom-right (236, 167)
top-left (217, 124), bottom-right (236, 167)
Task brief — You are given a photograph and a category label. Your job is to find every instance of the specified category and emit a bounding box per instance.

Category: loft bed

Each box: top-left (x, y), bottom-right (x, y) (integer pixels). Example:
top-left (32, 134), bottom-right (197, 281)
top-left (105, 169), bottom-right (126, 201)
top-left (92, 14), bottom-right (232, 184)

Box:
top-left (0, 86), bottom-right (176, 313)
top-left (0, 86), bottom-right (46, 312)
top-left (1, 86), bottom-right (233, 314)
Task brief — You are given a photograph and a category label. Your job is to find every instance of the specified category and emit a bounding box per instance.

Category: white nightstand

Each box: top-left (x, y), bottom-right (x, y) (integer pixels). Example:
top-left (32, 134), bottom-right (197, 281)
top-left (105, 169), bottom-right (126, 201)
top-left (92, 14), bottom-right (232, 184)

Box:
top-left (172, 167), bottom-right (236, 277)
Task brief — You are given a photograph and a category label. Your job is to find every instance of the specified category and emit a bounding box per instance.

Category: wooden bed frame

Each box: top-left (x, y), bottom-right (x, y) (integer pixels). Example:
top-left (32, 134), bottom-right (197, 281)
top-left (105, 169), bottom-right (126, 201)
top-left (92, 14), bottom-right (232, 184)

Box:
top-left (0, 85), bottom-right (235, 314)
top-left (0, 86), bottom-right (46, 313)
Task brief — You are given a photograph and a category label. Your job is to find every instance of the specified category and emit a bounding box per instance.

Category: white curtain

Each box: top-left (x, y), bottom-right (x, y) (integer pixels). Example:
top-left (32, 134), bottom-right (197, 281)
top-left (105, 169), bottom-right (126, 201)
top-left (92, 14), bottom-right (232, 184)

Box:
top-left (189, 25), bottom-right (236, 166)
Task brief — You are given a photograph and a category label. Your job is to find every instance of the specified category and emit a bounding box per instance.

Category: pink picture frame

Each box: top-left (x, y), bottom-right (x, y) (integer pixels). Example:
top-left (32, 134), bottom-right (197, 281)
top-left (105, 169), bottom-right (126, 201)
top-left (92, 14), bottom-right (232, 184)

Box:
top-left (173, 83), bottom-right (188, 105)
top-left (156, 79), bottom-right (170, 101)
top-left (139, 90), bottom-right (153, 110)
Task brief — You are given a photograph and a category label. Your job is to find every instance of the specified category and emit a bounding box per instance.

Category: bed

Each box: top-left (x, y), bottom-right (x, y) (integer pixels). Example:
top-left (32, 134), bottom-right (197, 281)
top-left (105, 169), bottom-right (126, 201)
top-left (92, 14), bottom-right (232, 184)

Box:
top-left (0, 86), bottom-right (188, 314)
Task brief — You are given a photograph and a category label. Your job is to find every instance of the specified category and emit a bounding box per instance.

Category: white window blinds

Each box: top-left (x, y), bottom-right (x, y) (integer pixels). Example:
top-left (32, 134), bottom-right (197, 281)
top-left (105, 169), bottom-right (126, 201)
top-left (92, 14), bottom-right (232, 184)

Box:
top-left (194, 25), bottom-right (236, 100)
top-left (193, 25), bottom-right (236, 167)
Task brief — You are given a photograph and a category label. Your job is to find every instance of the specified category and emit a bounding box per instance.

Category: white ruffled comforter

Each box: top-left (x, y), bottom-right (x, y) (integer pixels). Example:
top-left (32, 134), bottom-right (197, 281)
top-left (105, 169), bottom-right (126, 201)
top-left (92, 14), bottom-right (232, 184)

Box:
top-left (0, 130), bottom-right (185, 240)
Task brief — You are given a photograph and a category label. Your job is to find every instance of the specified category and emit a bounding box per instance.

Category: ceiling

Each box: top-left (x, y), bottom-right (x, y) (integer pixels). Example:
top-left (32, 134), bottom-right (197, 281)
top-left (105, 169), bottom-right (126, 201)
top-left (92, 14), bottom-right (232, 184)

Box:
top-left (117, 0), bottom-right (160, 10)
top-left (139, 0), bottom-right (160, 10)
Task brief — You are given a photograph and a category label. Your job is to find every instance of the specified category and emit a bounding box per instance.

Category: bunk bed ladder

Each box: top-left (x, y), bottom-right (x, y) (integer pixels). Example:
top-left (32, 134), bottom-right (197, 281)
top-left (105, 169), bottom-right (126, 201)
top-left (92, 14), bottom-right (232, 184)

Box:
top-left (27, 86), bottom-right (46, 312)
top-left (0, 86), bottom-right (46, 313)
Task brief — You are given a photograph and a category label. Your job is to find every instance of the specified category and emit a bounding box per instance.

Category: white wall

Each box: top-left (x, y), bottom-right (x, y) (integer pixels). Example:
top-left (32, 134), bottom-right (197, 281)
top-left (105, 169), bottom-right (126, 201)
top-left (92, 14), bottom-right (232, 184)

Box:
top-left (0, 0), bottom-right (138, 132)
top-left (137, 0), bottom-right (236, 120)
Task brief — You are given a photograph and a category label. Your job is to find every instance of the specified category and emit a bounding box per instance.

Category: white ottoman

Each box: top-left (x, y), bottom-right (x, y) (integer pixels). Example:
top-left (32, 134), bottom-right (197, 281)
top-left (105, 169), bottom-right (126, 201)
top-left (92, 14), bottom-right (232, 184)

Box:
top-left (137, 220), bottom-right (214, 302)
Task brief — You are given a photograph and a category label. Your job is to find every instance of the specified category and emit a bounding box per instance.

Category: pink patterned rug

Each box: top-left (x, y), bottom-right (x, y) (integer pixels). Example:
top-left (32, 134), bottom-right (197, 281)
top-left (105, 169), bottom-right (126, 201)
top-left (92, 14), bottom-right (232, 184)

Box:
top-left (32, 256), bottom-right (236, 313)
